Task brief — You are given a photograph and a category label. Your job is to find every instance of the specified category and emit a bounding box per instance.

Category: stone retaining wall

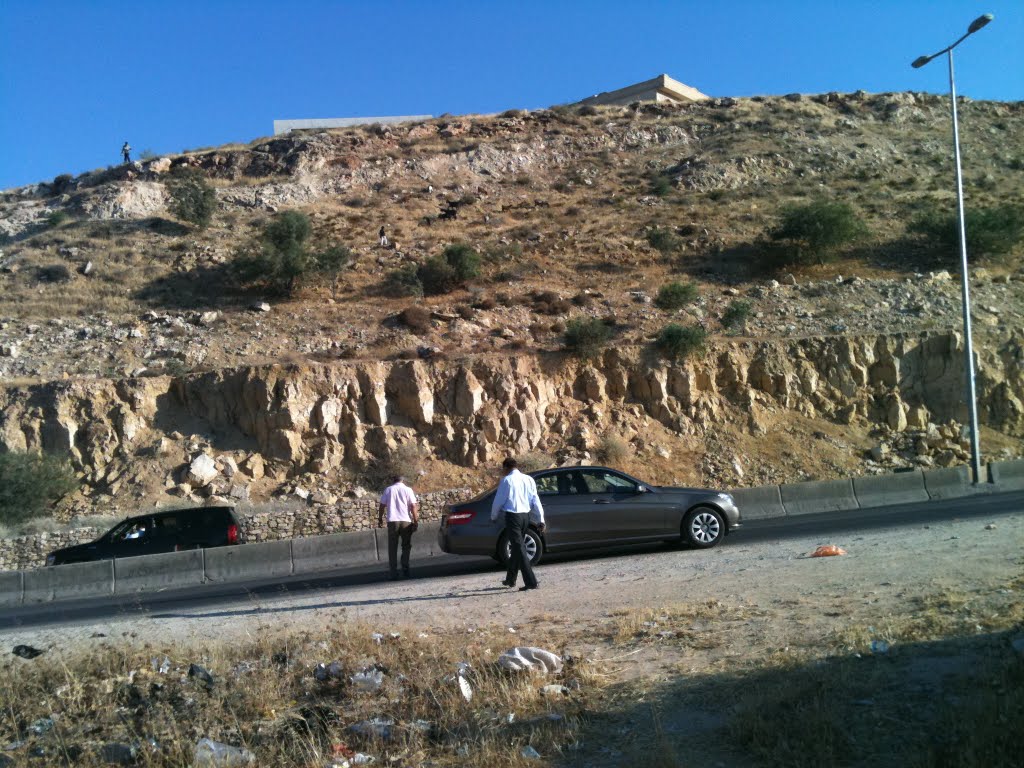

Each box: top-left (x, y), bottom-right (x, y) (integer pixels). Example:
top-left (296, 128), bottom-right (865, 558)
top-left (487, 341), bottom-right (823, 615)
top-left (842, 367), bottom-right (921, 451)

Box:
top-left (0, 488), bottom-right (471, 572)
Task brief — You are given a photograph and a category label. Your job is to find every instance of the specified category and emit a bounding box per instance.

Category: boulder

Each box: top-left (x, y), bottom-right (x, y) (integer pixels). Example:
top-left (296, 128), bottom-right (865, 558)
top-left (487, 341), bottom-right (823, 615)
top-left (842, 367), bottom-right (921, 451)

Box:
top-left (186, 454), bottom-right (219, 488)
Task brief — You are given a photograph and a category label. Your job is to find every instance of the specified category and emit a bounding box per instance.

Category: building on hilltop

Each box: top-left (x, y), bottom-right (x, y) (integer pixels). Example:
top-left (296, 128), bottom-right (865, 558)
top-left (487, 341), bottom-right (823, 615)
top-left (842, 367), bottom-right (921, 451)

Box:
top-left (273, 115), bottom-right (433, 135)
top-left (575, 74), bottom-right (709, 107)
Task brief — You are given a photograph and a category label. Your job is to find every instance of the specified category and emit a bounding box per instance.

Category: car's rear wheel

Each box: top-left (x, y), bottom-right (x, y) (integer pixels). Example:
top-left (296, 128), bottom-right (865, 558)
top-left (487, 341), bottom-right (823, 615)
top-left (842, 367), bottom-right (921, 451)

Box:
top-left (497, 528), bottom-right (543, 567)
top-left (682, 506), bottom-right (725, 548)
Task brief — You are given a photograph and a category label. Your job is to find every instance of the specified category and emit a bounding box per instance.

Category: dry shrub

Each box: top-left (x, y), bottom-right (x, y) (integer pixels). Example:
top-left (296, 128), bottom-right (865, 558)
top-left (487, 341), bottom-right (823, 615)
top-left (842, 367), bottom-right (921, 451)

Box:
top-left (517, 451), bottom-right (554, 472)
top-left (363, 442), bottom-right (429, 491)
top-left (597, 432), bottom-right (630, 465)
top-left (398, 306), bottom-right (432, 333)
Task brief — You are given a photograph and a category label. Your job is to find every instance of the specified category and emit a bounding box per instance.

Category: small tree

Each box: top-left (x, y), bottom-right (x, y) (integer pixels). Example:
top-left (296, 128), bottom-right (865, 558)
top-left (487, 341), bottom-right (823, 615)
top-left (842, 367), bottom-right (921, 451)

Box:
top-left (235, 210), bottom-right (319, 294)
top-left (563, 316), bottom-right (612, 359)
top-left (168, 170), bottom-right (217, 229)
top-left (0, 452), bottom-right (77, 527)
top-left (655, 281), bottom-right (698, 310)
top-left (646, 228), bottom-right (680, 255)
top-left (654, 323), bottom-right (707, 362)
top-left (770, 200), bottom-right (868, 265)
top-left (418, 256), bottom-right (460, 295)
top-left (442, 243), bottom-right (481, 281)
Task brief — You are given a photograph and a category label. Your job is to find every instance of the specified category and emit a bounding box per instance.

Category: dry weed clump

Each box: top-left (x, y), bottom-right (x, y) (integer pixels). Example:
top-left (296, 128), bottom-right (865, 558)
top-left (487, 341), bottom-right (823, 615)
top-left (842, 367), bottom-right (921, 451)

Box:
top-left (0, 623), bottom-right (604, 767)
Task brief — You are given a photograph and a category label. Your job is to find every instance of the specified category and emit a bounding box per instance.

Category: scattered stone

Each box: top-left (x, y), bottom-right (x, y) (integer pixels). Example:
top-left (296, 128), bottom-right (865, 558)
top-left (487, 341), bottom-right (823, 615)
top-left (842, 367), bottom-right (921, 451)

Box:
top-left (80, 261), bottom-right (94, 276)
top-left (98, 742), bottom-right (137, 765)
top-left (985, 523), bottom-right (997, 530)
top-left (539, 684), bottom-right (571, 697)
top-left (250, 302), bottom-right (271, 313)
top-left (349, 719), bottom-right (394, 741)
top-left (12, 645), bottom-right (43, 659)
top-left (350, 669), bottom-right (384, 692)
top-left (186, 454), bottom-right (219, 488)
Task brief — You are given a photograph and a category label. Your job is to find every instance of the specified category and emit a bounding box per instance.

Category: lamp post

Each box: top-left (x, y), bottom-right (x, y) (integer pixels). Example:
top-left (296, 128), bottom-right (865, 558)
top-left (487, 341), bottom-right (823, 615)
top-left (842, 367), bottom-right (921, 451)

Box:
top-left (911, 13), bottom-right (993, 485)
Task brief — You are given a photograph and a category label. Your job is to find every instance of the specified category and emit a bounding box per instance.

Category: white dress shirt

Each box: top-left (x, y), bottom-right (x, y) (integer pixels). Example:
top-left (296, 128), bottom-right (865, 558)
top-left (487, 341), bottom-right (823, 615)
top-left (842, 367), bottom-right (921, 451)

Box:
top-left (490, 469), bottom-right (545, 525)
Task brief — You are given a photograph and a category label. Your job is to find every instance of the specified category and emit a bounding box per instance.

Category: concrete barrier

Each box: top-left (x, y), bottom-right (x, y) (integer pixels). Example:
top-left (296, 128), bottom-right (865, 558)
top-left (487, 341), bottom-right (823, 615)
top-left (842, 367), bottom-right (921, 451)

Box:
top-left (114, 550), bottom-right (205, 595)
top-left (0, 571), bottom-right (24, 608)
top-left (989, 459), bottom-right (1024, 491)
top-left (923, 466), bottom-right (975, 500)
top-left (781, 478), bottom-right (859, 516)
top-left (291, 530), bottom-right (378, 573)
top-left (203, 541), bottom-right (293, 583)
top-left (853, 470), bottom-right (929, 509)
top-left (23, 560), bottom-right (114, 604)
top-left (415, 521), bottom-right (445, 557)
top-left (729, 485), bottom-right (786, 520)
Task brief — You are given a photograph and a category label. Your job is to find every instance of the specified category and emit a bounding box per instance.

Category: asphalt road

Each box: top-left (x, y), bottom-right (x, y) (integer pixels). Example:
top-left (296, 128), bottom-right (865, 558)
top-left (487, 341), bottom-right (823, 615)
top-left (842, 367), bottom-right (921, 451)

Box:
top-left (2, 490), bottom-right (1021, 633)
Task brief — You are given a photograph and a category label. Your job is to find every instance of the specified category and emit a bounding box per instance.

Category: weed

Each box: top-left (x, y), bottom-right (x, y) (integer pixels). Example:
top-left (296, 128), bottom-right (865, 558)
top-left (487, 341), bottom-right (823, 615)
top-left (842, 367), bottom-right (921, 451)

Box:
top-left (597, 432), bottom-right (631, 464)
top-left (381, 264), bottom-right (423, 298)
top-left (647, 228), bottom-right (680, 255)
top-left (399, 306), bottom-right (432, 333)
top-left (0, 452), bottom-right (77, 526)
top-left (721, 299), bottom-right (752, 329)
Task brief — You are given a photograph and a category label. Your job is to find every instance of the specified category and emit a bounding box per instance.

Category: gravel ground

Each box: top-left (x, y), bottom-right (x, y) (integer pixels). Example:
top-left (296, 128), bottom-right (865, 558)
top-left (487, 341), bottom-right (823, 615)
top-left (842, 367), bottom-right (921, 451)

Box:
top-left (3, 507), bottom-right (1021, 657)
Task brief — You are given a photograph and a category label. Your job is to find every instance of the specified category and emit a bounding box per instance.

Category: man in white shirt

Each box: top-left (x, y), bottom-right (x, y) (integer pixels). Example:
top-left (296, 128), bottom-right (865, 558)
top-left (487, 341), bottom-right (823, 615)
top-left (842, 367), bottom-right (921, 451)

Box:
top-left (378, 475), bottom-right (419, 580)
top-left (490, 457), bottom-right (545, 591)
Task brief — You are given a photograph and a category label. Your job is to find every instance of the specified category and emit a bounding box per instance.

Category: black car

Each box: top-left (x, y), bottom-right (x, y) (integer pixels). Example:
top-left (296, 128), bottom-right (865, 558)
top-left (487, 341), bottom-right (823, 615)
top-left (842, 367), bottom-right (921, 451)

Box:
top-left (46, 506), bottom-right (244, 566)
top-left (438, 466), bottom-right (741, 565)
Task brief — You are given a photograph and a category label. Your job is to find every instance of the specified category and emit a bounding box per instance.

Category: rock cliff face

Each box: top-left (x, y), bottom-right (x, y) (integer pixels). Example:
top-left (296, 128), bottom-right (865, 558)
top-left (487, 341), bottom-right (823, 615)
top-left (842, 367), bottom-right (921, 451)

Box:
top-left (0, 330), bottom-right (1021, 510)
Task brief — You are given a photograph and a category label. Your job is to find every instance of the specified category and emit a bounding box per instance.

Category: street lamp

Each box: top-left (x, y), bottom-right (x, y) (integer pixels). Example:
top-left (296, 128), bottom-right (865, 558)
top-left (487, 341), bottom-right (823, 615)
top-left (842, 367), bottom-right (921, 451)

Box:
top-left (911, 13), bottom-right (993, 485)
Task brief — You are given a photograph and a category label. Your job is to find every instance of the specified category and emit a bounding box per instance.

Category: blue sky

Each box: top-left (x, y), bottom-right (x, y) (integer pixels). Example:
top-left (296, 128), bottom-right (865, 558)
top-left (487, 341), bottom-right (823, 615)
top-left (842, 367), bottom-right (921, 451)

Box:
top-left (1, 0), bottom-right (1021, 190)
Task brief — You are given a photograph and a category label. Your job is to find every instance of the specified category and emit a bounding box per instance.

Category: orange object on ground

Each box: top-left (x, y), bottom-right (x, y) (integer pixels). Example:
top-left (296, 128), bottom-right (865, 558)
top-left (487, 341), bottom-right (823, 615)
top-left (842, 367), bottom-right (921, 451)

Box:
top-left (810, 544), bottom-right (847, 557)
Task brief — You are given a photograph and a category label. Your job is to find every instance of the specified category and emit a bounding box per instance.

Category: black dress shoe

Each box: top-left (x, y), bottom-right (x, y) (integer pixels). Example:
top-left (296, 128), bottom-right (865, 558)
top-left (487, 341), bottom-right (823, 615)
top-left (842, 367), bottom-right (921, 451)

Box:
top-left (501, 580), bottom-right (515, 588)
top-left (519, 584), bottom-right (539, 591)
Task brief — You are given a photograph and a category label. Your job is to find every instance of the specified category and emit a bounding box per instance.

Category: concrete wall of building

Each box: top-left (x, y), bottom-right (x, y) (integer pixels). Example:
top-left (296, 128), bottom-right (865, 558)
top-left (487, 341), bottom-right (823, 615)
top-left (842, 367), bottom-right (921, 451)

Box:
top-left (577, 74), bottom-right (709, 107)
top-left (273, 115), bottom-right (433, 135)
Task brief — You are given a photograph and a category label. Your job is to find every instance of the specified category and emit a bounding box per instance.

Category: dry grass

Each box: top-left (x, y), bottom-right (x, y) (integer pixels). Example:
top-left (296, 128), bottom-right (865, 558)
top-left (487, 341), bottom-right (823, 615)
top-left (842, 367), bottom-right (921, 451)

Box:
top-left (0, 621), bottom-right (605, 767)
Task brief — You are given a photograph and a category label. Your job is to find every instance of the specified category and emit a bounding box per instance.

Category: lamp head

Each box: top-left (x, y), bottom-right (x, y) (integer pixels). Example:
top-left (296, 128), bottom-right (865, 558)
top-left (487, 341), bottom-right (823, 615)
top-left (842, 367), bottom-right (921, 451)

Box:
top-left (911, 55), bottom-right (932, 69)
top-left (967, 13), bottom-right (993, 34)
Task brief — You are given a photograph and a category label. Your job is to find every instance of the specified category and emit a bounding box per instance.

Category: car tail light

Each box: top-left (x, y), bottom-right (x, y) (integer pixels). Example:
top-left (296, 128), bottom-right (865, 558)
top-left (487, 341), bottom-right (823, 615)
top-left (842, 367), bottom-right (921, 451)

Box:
top-left (446, 509), bottom-right (476, 526)
top-left (174, 544), bottom-right (181, 552)
top-left (227, 524), bottom-right (239, 544)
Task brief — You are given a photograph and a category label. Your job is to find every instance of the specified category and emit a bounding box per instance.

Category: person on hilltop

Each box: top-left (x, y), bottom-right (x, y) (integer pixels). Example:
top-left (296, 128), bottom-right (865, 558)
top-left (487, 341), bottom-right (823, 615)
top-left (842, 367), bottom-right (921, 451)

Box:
top-left (379, 225), bottom-right (389, 247)
top-left (377, 474), bottom-right (419, 580)
top-left (121, 142), bottom-right (132, 164)
top-left (491, 457), bottom-right (545, 591)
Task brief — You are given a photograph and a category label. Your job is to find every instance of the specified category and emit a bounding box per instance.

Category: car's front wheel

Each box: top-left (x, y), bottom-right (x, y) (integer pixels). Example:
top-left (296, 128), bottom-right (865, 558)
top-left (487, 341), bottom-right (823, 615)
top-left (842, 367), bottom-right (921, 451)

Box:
top-left (497, 528), bottom-right (543, 567)
top-left (682, 506), bottom-right (725, 548)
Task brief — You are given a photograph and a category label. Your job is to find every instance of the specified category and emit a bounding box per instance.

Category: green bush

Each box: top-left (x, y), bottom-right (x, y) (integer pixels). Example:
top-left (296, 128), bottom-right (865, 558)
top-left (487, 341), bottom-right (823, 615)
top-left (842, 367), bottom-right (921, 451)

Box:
top-left (721, 299), bottom-right (752, 329)
top-left (442, 243), bottom-right (481, 281)
top-left (46, 211), bottom-right (69, 228)
top-left (0, 452), bottom-right (77, 526)
top-left (655, 281), bottom-right (698, 310)
top-left (646, 228), bottom-right (680, 254)
top-left (50, 174), bottom-right (74, 195)
top-left (418, 256), bottom-right (460, 295)
top-left (563, 316), bottom-right (612, 359)
top-left (910, 204), bottom-right (1024, 260)
top-left (649, 174), bottom-right (673, 197)
top-left (264, 210), bottom-right (311, 254)
top-left (654, 323), bottom-right (707, 361)
top-left (382, 264), bottom-right (424, 298)
top-left (168, 171), bottom-right (217, 229)
top-left (770, 200), bottom-right (868, 265)
top-left (417, 243), bottom-right (481, 295)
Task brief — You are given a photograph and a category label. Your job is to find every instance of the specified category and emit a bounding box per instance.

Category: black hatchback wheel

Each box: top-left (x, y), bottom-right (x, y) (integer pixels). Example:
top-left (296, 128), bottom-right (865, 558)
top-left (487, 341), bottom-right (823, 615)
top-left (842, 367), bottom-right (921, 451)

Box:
top-left (498, 528), bottom-right (543, 566)
top-left (683, 506), bottom-right (725, 548)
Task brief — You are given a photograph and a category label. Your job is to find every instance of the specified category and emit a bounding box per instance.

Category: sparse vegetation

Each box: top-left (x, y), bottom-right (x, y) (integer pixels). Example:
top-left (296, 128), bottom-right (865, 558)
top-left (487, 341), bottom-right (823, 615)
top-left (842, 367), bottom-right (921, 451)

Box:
top-left (45, 211), bottom-right (69, 228)
top-left (167, 170), bottom-right (218, 229)
top-left (654, 281), bottom-right (698, 310)
top-left (646, 228), bottom-right (680, 255)
top-left (0, 451), bottom-right (77, 526)
top-left (770, 200), bottom-right (868, 265)
top-left (563, 316), bottom-right (612, 359)
top-left (362, 442), bottom-right (430, 491)
top-left (398, 305), bottom-right (432, 333)
top-left (721, 299), bottom-right (752, 330)
top-left (654, 323), bottom-right (706, 361)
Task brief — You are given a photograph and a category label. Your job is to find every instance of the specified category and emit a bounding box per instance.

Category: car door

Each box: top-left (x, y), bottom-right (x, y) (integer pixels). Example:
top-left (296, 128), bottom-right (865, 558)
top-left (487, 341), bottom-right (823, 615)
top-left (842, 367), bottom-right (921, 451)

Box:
top-left (531, 470), bottom-right (590, 549)
top-left (148, 513), bottom-right (182, 554)
top-left (575, 469), bottom-right (668, 540)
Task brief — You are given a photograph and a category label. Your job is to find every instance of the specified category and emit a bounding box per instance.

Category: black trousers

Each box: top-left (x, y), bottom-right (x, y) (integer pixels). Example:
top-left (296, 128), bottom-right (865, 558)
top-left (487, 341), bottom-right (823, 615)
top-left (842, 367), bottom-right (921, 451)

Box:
top-left (503, 512), bottom-right (538, 588)
top-left (387, 521), bottom-right (414, 574)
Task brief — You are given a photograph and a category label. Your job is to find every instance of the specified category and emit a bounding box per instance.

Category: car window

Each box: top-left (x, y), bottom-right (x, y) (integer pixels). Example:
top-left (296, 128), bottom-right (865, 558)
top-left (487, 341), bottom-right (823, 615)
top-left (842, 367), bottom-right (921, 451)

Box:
top-left (534, 474), bottom-right (559, 496)
top-left (153, 516), bottom-right (179, 535)
top-left (579, 470), bottom-right (639, 494)
top-left (118, 520), bottom-right (150, 541)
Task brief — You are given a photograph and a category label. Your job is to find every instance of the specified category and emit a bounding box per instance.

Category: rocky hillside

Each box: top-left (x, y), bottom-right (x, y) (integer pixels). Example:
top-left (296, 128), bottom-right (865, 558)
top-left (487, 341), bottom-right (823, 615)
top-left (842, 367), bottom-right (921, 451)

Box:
top-left (0, 91), bottom-right (1022, 521)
